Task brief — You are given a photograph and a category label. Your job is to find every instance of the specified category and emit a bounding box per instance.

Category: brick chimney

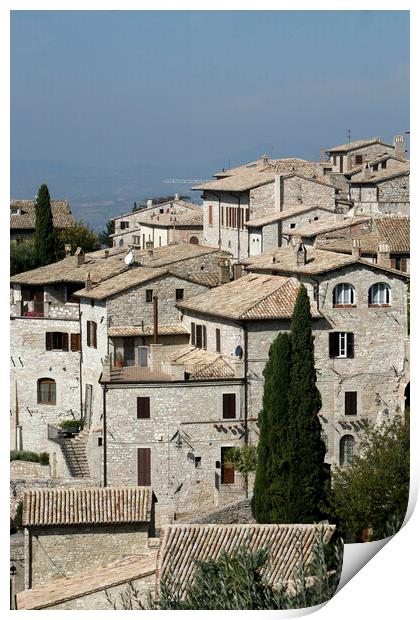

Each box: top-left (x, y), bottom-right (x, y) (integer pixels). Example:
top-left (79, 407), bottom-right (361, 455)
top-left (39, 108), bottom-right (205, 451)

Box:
top-left (393, 135), bottom-right (406, 161)
top-left (218, 257), bottom-right (231, 284)
top-left (145, 241), bottom-right (154, 258)
top-left (104, 249), bottom-right (109, 259)
top-left (75, 247), bottom-right (85, 266)
top-left (352, 238), bottom-right (362, 258)
top-left (295, 242), bottom-right (307, 267)
top-left (291, 235), bottom-right (302, 247)
top-left (377, 242), bottom-right (391, 268)
top-left (64, 244), bottom-right (72, 258)
top-left (147, 199), bottom-right (153, 209)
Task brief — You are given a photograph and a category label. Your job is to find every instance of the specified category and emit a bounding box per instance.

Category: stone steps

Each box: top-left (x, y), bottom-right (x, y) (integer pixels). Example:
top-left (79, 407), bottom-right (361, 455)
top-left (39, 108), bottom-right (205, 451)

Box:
top-left (60, 431), bottom-right (90, 478)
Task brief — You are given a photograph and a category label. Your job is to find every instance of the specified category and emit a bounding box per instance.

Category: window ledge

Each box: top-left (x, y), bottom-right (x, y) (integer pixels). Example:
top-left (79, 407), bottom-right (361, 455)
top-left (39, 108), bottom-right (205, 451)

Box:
top-left (368, 304), bottom-right (390, 308)
top-left (333, 305), bottom-right (357, 309)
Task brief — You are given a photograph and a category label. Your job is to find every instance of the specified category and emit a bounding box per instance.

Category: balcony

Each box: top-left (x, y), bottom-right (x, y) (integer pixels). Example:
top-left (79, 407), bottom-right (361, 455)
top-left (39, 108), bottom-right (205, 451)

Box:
top-left (11, 300), bottom-right (79, 320)
top-left (21, 300), bottom-right (45, 317)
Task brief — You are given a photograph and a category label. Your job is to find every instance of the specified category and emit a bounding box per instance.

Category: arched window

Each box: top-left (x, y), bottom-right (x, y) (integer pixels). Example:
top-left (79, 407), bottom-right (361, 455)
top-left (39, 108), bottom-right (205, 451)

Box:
top-left (118, 238), bottom-right (124, 247)
top-left (37, 378), bottom-right (56, 405)
top-left (321, 430), bottom-right (328, 453)
top-left (368, 283), bottom-right (391, 307)
top-left (333, 283), bottom-right (356, 307)
top-left (189, 236), bottom-right (199, 245)
top-left (339, 435), bottom-right (355, 466)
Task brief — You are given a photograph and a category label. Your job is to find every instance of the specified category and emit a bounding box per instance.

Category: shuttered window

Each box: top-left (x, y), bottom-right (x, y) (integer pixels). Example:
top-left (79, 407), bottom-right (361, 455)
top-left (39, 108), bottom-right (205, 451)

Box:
top-left (221, 447), bottom-right (235, 484)
top-left (71, 333), bottom-right (81, 352)
top-left (87, 321), bottom-right (97, 348)
top-left (137, 397), bottom-right (150, 419)
top-left (329, 333), bottom-right (354, 358)
top-left (208, 204), bottom-right (213, 226)
top-left (191, 322), bottom-right (196, 346)
top-left (223, 394), bottom-right (236, 419)
top-left (345, 392), bottom-right (358, 416)
top-left (355, 155), bottom-right (363, 165)
top-left (216, 328), bottom-right (221, 353)
top-left (46, 332), bottom-right (69, 351)
top-left (137, 448), bottom-right (151, 486)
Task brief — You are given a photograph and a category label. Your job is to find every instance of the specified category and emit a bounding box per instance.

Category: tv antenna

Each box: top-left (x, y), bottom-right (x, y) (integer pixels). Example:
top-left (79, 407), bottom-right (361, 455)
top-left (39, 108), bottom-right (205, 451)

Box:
top-left (347, 129), bottom-right (351, 144)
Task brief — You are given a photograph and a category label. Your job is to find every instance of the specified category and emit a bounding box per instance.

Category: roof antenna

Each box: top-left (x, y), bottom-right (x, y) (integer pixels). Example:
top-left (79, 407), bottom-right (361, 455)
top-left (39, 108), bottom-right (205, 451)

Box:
top-left (347, 129), bottom-right (351, 144)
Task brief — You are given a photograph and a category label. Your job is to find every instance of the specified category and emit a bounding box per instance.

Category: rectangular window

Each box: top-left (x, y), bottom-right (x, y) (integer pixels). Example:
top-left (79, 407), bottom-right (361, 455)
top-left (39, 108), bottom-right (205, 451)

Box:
top-left (221, 447), bottom-right (235, 484)
top-left (120, 221), bottom-right (129, 230)
top-left (355, 154), bottom-right (363, 165)
top-left (216, 328), bottom-right (221, 353)
top-left (382, 160), bottom-right (387, 169)
top-left (208, 204), bottom-right (213, 226)
top-left (146, 289), bottom-right (153, 303)
top-left (329, 332), bottom-right (354, 358)
top-left (137, 448), bottom-right (151, 486)
top-left (137, 397), bottom-right (151, 419)
top-left (345, 392), bottom-right (358, 416)
top-left (221, 207), bottom-right (224, 226)
top-left (38, 379), bottom-right (56, 404)
top-left (132, 235), bottom-right (140, 245)
top-left (138, 346), bottom-right (149, 367)
top-left (191, 322), bottom-right (196, 346)
top-left (290, 223), bottom-right (296, 229)
top-left (71, 333), bottom-right (81, 352)
top-left (391, 257), bottom-right (407, 272)
top-left (194, 456), bottom-right (202, 468)
top-left (176, 288), bottom-right (184, 301)
top-left (87, 321), bottom-right (97, 348)
top-left (46, 332), bottom-right (69, 351)
top-left (333, 155), bottom-right (337, 166)
top-left (66, 283), bottom-right (81, 303)
top-left (196, 325), bottom-right (203, 349)
top-left (223, 394), bottom-right (236, 419)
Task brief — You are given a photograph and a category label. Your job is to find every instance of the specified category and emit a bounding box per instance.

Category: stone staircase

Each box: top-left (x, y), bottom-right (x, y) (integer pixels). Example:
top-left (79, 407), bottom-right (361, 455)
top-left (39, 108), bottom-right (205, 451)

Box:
top-left (60, 429), bottom-right (90, 478)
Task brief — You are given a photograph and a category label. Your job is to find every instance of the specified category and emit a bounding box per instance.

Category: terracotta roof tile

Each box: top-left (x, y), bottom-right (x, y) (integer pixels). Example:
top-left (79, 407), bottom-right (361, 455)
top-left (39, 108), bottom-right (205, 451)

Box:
top-left (246, 205), bottom-right (335, 228)
top-left (158, 523), bottom-right (335, 598)
top-left (319, 216), bottom-right (410, 254)
top-left (23, 487), bottom-right (153, 526)
top-left (282, 216), bottom-right (369, 238)
top-left (168, 346), bottom-right (236, 379)
top-left (326, 137), bottom-right (393, 153)
top-left (108, 324), bottom-right (190, 337)
top-left (10, 200), bottom-right (74, 230)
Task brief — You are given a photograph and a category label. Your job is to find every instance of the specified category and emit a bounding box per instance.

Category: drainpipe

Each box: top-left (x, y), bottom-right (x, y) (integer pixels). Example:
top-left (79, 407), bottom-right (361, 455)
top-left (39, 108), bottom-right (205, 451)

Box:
top-left (153, 296), bottom-right (158, 344)
top-left (102, 385), bottom-right (108, 487)
top-left (228, 192), bottom-right (241, 261)
top-left (78, 301), bottom-right (83, 421)
top-left (235, 320), bottom-right (249, 498)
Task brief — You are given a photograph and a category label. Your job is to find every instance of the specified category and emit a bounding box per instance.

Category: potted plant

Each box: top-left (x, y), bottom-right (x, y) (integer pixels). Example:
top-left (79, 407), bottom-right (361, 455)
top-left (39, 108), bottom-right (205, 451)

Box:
top-left (115, 352), bottom-right (124, 368)
top-left (59, 419), bottom-right (84, 437)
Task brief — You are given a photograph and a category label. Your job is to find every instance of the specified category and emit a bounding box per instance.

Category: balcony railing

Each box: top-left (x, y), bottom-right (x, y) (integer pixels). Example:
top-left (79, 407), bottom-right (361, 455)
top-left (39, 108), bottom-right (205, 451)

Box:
top-left (110, 363), bottom-right (176, 382)
top-left (21, 301), bottom-right (44, 317)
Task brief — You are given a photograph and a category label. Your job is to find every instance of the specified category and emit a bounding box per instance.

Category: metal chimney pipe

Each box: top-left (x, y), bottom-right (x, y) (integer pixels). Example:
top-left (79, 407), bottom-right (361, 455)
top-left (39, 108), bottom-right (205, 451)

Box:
top-left (153, 296), bottom-right (158, 344)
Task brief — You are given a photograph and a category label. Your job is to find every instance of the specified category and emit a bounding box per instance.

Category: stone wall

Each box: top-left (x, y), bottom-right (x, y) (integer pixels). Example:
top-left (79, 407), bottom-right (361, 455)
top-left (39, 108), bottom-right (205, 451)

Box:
top-left (10, 317), bottom-right (81, 453)
top-left (250, 182), bottom-right (275, 219)
top-left (10, 460), bottom-right (50, 480)
top-left (186, 498), bottom-right (255, 524)
top-left (105, 379), bottom-right (246, 525)
top-left (202, 193), bottom-right (250, 261)
top-left (27, 524), bottom-right (150, 588)
top-left (282, 176), bottom-right (335, 209)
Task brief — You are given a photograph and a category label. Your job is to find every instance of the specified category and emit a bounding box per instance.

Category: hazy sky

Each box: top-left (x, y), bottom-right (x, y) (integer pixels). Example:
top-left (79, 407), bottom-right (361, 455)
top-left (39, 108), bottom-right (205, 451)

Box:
top-left (11, 10), bottom-right (409, 171)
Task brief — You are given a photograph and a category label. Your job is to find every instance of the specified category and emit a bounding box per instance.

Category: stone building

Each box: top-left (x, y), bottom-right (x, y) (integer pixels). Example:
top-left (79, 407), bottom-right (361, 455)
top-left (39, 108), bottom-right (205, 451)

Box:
top-left (179, 251), bottom-right (409, 469)
top-left (324, 135), bottom-right (406, 175)
top-left (17, 521), bottom-right (335, 610)
top-left (10, 199), bottom-right (74, 243)
top-left (194, 170), bottom-right (337, 261)
top-left (349, 166), bottom-right (410, 216)
top-left (22, 486), bottom-right (154, 589)
top-left (112, 197), bottom-right (202, 249)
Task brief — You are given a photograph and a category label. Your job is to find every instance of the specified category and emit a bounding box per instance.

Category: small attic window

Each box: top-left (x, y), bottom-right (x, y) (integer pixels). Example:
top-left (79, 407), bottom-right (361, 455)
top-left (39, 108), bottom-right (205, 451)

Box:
top-left (11, 209), bottom-right (19, 215)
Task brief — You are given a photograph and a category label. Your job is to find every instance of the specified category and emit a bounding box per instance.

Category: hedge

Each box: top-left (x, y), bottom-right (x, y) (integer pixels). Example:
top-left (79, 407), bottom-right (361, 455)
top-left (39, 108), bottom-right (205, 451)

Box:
top-left (10, 450), bottom-right (49, 465)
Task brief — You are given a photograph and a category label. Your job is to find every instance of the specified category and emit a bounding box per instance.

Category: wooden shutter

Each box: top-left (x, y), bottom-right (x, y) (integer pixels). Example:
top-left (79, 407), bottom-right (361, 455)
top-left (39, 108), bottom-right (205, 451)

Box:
top-left (137, 397), bottom-right (150, 419)
top-left (345, 392), bottom-right (357, 416)
top-left (71, 333), bottom-right (81, 352)
top-left (87, 321), bottom-right (91, 347)
top-left (221, 447), bottom-right (235, 484)
top-left (221, 207), bottom-right (224, 226)
top-left (347, 333), bottom-right (354, 358)
top-left (223, 394), bottom-right (236, 419)
top-left (203, 326), bottom-right (207, 350)
top-left (46, 332), bottom-right (53, 351)
top-left (196, 325), bottom-right (203, 349)
top-left (92, 322), bottom-right (97, 348)
top-left (191, 322), bottom-right (196, 346)
top-left (391, 258), bottom-right (397, 269)
top-left (62, 333), bottom-right (69, 351)
top-left (400, 258), bottom-right (407, 272)
top-left (329, 333), bottom-right (339, 358)
top-left (208, 205), bottom-right (213, 226)
top-left (137, 448), bottom-right (151, 486)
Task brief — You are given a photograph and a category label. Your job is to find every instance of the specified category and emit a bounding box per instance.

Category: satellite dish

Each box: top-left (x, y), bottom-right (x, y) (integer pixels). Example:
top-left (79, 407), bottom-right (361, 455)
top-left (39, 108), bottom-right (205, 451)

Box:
top-left (124, 250), bottom-right (134, 266)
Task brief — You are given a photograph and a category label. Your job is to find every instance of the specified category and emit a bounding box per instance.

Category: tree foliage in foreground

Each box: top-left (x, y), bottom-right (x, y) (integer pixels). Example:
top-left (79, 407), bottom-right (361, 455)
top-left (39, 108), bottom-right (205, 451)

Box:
top-left (34, 184), bottom-right (57, 266)
top-left (10, 240), bottom-right (37, 275)
top-left (105, 534), bottom-right (343, 610)
top-left (57, 221), bottom-right (101, 257)
top-left (252, 286), bottom-right (327, 524)
top-left (325, 413), bottom-right (410, 541)
top-left (98, 219), bottom-right (115, 248)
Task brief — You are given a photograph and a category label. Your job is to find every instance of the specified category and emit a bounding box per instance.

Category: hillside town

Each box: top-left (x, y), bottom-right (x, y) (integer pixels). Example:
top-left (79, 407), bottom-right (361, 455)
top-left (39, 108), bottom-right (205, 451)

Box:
top-left (10, 135), bottom-right (410, 609)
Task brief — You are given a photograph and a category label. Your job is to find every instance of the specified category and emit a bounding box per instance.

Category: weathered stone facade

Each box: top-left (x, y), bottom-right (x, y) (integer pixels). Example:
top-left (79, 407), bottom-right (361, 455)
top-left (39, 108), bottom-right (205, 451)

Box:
top-left (26, 523), bottom-right (150, 588)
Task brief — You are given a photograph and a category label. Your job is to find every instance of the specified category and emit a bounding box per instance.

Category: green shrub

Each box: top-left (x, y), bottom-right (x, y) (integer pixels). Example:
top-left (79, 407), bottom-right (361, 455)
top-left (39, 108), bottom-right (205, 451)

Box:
top-left (10, 450), bottom-right (49, 464)
top-left (59, 419), bottom-right (84, 431)
top-left (12, 501), bottom-right (23, 532)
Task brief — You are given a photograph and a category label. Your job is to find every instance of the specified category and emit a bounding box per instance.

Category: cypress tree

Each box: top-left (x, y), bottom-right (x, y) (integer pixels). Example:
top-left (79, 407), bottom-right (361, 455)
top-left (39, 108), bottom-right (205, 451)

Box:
top-left (34, 184), bottom-right (56, 266)
top-left (286, 285), bottom-right (326, 522)
top-left (252, 332), bottom-right (291, 523)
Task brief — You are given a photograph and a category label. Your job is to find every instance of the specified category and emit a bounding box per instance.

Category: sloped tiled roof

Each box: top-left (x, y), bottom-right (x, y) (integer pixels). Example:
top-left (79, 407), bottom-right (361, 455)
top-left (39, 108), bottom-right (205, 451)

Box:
top-left (168, 346), bottom-right (236, 379)
top-left (10, 200), bottom-right (74, 230)
top-left (17, 552), bottom-right (158, 610)
top-left (23, 487), bottom-right (153, 526)
top-left (350, 165), bottom-right (409, 184)
top-left (194, 171), bottom-right (333, 193)
top-left (108, 324), bottom-right (190, 338)
top-left (136, 210), bottom-right (203, 228)
top-left (158, 523), bottom-right (335, 598)
top-left (112, 199), bottom-right (201, 222)
top-left (178, 274), bottom-right (320, 321)
top-left (326, 137), bottom-right (393, 153)
top-left (243, 245), bottom-right (409, 278)
top-left (320, 217), bottom-right (410, 255)
top-left (246, 204), bottom-right (335, 228)
top-left (282, 216), bottom-right (370, 238)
